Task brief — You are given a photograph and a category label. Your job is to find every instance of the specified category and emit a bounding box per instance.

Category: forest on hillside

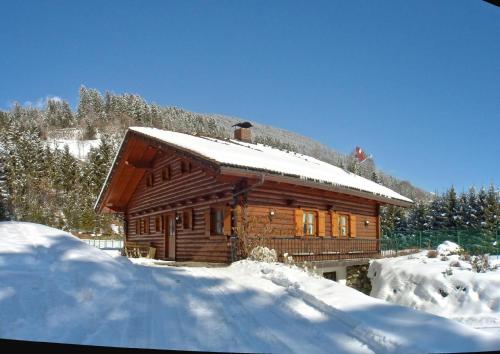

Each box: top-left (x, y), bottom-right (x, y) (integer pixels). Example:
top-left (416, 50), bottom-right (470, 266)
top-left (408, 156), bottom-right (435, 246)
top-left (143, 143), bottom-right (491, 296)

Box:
top-left (0, 87), bottom-right (497, 241)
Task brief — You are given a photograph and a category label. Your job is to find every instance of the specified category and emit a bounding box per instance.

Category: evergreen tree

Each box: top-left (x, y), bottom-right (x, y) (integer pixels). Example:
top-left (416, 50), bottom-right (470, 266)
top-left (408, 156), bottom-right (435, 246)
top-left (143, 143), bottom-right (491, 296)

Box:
top-left (484, 184), bottom-right (499, 233)
top-left (445, 186), bottom-right (459, 228)
top-left (371, 170), bottom-right (380, 183)
top-left (429, 194), bottom-right (446, 230)
top-left (466, 187), bottom-right (480, 228)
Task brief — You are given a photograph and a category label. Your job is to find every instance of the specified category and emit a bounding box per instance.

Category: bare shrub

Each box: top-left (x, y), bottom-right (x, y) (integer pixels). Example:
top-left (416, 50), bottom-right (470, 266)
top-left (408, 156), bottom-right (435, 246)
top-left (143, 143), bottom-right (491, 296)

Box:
top-left (249, 246), bottom-right (277, 263)
top-left (471, 255), bottom-right (490, 273)
top-left (427, 250), bottom-right (438, 258)
top-left (233, 205), bottom-right (275, 260)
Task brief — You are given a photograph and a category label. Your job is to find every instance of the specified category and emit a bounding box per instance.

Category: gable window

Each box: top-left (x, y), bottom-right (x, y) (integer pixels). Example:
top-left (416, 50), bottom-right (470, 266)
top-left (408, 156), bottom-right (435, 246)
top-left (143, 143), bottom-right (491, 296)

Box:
top-left (181, 160), bottom-right (191, 174)
top-left (146, 172), bottom-right (154, 187)
top-left (339, 214), bottom-right (350, 237)
top-left (210, 207), bottom-right (224, 235)
top-left (302, 210), bottom-right (316, 236)
top-left (161, 165), bottom-right (171, 181)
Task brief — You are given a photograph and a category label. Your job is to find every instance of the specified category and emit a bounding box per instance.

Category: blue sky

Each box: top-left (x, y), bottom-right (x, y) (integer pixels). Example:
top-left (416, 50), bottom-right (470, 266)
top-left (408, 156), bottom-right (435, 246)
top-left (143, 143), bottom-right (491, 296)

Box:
top-left (0, 0), bottom-right (498, 194)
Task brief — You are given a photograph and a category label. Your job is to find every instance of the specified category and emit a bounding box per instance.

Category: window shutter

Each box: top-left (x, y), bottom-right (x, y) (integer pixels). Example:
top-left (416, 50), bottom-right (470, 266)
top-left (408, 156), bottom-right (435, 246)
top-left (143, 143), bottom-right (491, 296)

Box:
top-left (294, 209), bottom-right (303, 237)
top-left (349, 214), bottom-right (357, 238)
top-left (223, 206), bottom-right (232, 236)
top-left (331, 212), bottom-right (339, 237)
top-left (204, 208), bottom-right (211, 237)
top-left (318, 211), bottom-right (325, 237)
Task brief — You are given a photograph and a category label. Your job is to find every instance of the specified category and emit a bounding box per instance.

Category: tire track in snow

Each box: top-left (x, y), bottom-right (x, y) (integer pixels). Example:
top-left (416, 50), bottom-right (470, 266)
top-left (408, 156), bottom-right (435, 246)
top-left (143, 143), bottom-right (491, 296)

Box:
top-left (196, 267), bottom-right (372, 354)
top-left (171, 266), bottom-right (281, 352)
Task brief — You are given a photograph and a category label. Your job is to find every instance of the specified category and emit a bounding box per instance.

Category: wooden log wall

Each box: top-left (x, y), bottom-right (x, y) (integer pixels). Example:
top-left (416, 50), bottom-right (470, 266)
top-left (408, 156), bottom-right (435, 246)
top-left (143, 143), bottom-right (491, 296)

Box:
top-left (126, 152), bottom-right (234, 262)
top-left (245, 181), bottom-right (379, 239)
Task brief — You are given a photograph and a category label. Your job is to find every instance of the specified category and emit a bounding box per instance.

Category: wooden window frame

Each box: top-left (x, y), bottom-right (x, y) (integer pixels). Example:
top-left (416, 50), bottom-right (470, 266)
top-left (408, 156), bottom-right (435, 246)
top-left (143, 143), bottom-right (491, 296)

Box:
top-left (180, 160), bottom-right (191, 175)
top-left (144, 216), bottom-right (150, 234)
top-left (338, 213), bottom-right (350, 237)
top-left (155, 215), bottom-right (162, 233)
top-left (161, 165), bottom-right (171, 181)
top-left (146, 172), bottom-right (154, 187)
top-left (302, 209), bottom-right (317, 237)
top-left (182, 208), bottom-right (194, 230)
top-left (210, 207), bottom-right (224, 236)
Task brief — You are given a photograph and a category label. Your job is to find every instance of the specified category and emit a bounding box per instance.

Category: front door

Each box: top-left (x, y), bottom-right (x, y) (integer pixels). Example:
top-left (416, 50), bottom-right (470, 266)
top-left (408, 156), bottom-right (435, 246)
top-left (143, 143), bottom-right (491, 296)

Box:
top-left (167, 212), bottom-right (176, 260)
top-left (163, 213), bottom-right (176, 260)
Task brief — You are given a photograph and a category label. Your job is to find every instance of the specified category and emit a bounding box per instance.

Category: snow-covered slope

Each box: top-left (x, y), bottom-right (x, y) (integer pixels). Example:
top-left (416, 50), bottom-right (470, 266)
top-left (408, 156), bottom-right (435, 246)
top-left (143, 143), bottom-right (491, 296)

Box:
top-left (45, 139), bottom-right (100, 161)
top-left (1, 222), bottom-right (498, 353)
top-left (369, 247), bottom-right (500, 333)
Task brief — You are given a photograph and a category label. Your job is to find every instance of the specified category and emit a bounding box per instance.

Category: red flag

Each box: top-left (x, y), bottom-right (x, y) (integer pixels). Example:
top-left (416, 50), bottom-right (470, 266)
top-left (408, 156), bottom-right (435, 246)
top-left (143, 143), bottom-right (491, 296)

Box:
top-left (355, 146), bottom-right (367, 162)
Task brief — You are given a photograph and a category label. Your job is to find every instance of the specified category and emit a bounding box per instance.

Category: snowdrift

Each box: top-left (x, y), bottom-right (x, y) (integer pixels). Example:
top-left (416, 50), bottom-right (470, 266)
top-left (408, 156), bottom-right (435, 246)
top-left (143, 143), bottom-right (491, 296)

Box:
top-left (1, 222), bottom-right (499, 353)
top-left (369, 244), bottom-right (500, 333)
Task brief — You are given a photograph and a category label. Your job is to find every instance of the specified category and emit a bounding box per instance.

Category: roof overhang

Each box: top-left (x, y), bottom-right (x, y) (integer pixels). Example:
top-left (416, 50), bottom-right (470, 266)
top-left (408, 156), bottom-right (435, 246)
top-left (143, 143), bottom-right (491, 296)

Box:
top-left (95, 128), bottom-right (413, 213)
top-left (219, 166), bottom-right (413, 208)
top-left (94, 129), bottom-right (221, 213)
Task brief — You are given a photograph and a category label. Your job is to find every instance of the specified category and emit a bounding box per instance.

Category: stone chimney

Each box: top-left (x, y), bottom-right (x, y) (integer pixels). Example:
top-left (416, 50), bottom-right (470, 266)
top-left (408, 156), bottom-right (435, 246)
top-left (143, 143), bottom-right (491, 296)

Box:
top-left (234, 127), bottom-right (252, 143)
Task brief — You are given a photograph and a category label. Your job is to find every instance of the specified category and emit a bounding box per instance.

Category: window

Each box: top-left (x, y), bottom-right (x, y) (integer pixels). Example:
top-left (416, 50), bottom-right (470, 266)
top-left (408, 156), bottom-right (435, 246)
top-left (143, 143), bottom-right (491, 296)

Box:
top-left (183, 209), bottom-right (193, 230)
top-left (181, 160), bottom-right (191, 174)
top-left (155, 215), bottom-right (162, 233)
top-left (140, 218), bottom-right (145, 234)
top-left (323, 271), bottom-right (337, 281)
top-left (136, 220), bottom-right (140, 235)
top-left (146, 173), bottom-right (154, 187)
top-left (210, 208), bottom-right (224, 235)
top-left (302, 210), bottom-right (316, 236)
top-left (141, 216), bottom-right (149, 234)
top-left (161, 165), bottom-right (171, 181)
top-left (339, 214), bottom-right (349, 237)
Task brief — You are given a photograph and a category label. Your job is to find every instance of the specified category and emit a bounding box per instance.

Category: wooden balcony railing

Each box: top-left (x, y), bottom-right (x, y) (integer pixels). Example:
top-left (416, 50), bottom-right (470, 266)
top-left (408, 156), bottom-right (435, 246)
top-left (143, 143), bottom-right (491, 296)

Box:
top-left (244, 237), bottom-right (390, 262)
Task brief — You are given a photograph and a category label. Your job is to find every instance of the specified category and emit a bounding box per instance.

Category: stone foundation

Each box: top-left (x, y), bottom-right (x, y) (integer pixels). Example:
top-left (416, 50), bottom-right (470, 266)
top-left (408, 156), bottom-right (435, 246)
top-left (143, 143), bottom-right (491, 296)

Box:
top-left (346, 264), bottom-right (371, 295)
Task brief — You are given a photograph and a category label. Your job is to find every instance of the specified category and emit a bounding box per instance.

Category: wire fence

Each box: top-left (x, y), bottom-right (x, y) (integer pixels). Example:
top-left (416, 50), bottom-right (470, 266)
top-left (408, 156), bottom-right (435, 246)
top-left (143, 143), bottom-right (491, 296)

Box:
top-left (81, 239), bottom-right (124, 250)
top-left (382, 228), bottom-right (499, 256)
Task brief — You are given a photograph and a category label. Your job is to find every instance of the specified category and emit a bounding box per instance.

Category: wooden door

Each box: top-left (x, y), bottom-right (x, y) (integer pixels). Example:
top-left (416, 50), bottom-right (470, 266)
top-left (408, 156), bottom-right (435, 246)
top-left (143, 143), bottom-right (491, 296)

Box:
top-left (163, 213), bottom-right (176, 260)
top-left (168, 212), bottom-right (176, 260)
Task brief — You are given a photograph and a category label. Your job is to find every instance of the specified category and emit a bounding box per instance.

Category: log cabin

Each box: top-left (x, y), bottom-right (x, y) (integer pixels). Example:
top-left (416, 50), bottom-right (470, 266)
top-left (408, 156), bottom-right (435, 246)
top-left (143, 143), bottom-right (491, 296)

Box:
top-left (95, 126), bottom-right (412, 282)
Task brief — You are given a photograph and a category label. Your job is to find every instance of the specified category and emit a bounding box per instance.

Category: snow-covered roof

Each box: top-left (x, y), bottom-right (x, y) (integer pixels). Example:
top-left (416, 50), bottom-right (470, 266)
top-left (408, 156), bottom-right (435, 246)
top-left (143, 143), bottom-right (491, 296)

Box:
top-left (130, 127), bottom-right (412, 204)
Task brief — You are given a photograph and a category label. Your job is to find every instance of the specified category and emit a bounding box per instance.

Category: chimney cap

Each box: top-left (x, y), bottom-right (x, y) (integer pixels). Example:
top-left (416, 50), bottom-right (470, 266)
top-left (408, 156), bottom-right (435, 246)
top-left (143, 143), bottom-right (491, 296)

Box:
top-left (232, 121), bottom-right (253, 129)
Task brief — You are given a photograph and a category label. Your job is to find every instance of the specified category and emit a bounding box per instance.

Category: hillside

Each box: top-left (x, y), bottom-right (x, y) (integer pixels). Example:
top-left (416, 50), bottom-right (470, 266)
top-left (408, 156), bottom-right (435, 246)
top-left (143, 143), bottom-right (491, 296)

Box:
top-left (1, 221), bottom-right (498, 353)
top-left (0, 87), bottom-right (429, 234)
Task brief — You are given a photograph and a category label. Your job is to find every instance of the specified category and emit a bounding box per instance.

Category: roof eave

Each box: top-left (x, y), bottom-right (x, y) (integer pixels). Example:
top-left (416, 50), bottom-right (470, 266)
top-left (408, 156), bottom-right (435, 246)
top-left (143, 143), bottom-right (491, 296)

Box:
top-left (219, 166), bottom-right (413, 208)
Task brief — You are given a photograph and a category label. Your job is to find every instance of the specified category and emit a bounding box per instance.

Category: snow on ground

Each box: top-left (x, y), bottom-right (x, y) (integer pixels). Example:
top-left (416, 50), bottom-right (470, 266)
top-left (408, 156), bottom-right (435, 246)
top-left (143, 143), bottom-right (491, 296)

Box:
top-left (369, 243), bottom-right (500, 334)
top-left (1, 222), bottom-right (499, 353)
top-left (45, 139), bottom-right (100, 160)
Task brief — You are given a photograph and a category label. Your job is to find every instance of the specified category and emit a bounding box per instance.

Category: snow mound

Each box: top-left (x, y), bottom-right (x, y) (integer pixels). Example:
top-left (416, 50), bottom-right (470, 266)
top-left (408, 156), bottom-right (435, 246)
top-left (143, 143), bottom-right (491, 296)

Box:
top-left (1, 222), bottom-right (499, 353)
top-left (437, 241), bottom-right (462, 256)
top-left (369, 251), bottom-right (500, 333)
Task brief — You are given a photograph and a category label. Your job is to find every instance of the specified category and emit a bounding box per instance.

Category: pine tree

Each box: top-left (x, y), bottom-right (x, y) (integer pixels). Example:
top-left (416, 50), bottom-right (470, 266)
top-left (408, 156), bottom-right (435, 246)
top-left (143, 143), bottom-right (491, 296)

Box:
top-left (484, 184), bottom-right (499, 233)
top-left (445, 186), bottom-right (459, 228)
top-left (466, 187), bottom-right (480, 228)
top-left (429, 194), bottom-right (446, 230)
